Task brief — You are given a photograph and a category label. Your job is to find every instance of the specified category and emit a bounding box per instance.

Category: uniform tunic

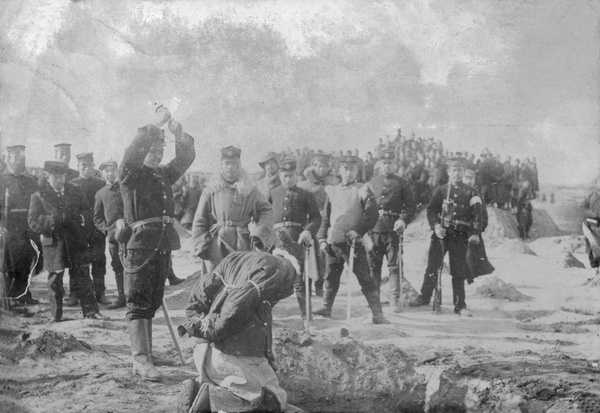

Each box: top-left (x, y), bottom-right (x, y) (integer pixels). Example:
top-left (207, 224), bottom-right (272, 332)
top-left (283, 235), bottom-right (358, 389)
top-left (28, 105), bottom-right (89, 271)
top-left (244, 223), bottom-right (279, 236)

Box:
top-left (119, 124), bottom-right (195, 320)
top-left (192, 172), bottom-right (274, 267)
top-left (256, 174), bottom-right (281, 200)
top-left (94, 181), bottom-right (124, 284)
top-left (365, 173), bottom-right (416, 298)
top-left (71, 175), bottom-right (108, 294)
top-left (420, 182), bottom-right (483, 312)
top-left (0, 171), bottom-right (40, 297)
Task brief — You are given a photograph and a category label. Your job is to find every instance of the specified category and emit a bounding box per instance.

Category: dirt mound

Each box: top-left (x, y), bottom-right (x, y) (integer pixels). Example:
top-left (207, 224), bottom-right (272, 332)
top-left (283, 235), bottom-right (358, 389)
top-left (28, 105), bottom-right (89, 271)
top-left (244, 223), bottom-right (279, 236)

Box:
top-left (529, 235), bottom-right (588, 257)
top-left (491, 239), bottom-right (537, 256)
top-left (20, 330), bottom-right (92, 359)
top-left (473, 276), bottom-right (532, 302)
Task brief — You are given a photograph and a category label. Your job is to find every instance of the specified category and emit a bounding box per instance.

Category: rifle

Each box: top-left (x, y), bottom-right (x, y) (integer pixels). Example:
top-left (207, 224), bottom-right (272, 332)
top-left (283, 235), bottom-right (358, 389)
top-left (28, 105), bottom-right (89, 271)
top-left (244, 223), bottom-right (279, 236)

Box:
top-left (433, 182), bottom-right (454, 314)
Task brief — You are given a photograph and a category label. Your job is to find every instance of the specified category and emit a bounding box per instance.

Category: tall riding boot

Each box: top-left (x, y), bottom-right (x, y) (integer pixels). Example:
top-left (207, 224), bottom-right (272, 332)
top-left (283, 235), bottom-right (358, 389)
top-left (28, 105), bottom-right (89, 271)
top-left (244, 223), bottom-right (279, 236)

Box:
top-left (365, 290), bottom-right (390, 324)
top-left (312, 286), bottom-right (335, 317)
top-left (108, 271), bottom-right (126, 309)
top-left (129, 319), bottom-right (161, 381)
top-left (48, 272), bottom-right (64, 322)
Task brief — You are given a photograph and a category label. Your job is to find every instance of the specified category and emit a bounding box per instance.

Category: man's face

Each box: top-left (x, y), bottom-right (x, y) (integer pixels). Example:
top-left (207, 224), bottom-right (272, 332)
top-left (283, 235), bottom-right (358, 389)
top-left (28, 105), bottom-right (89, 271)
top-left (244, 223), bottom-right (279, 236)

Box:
top-left (449, 165), bottom-right (465, 184)
top-left (221, 159), bottom-right (240, 180)
top-left (55, 149), bottom-right (70, 166)
top-left (381, 160), bottom-right (395, 176)
top-left (78, 161), bottom-right (95, 179)
top-left (264, 159), bottom-right (279, 176)
top-left (102, 165), bottom-right (118, 184)
top-left (143, 146), bottom-right (164, 169)
top-left (463, 173), bottom-right (476, 187)
top-left (280, 171), bottom-right (297, 188)
top-left (46, 173), bottom-right (66, 192)
top-left (313, 161), bottom-right (329, 178)
top-left (339, 165), bottom-right (358, 185)
top-left (7, 150), bottom-right (26, 173)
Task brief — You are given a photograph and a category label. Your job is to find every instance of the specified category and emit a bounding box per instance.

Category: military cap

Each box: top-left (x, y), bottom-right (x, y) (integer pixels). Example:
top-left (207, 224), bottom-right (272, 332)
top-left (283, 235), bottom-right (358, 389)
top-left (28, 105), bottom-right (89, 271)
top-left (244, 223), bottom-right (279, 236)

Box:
top-left (379, 150), bottom-right (395, 161)
top-left (445, 155), bottom-right (467, 167)
top-left (54, 143), bottom-right (71, 150)
top-left (44, 161), bottom-right (68, 174)
top-left (464, 168), bottom-right (476, 178)
top-left (313, 153), bottom-right (331, 164)
top-left (221, 146), bottom-right (241, 160)
top-left (279, 159), bottom-right (297, 172)
top-left (6, 145), bottom-right (25, 152)
top-left (99, 160), bottom-right (118, 171)
top-left (76, 152), bottom-right (94, 163)
top-left (258, 151), bottom-right (279, 169)
top-left (339, 155), bottom-right (359, 166)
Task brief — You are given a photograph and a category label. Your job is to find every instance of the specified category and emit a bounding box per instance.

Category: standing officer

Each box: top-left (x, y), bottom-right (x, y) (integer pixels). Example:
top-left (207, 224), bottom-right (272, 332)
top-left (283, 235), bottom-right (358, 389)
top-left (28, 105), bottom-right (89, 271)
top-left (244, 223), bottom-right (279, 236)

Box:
top-left (119, 106), bottom-right (195, 381)
top-left (70, 153), bottom-right (109, 305)
top-left (516, 180), bottom-right (533, 239)
top-left (28, 161), bottom-right (107, 322)
top-left (53, 144), bottom-right (80, 182)
top-left (192, 146), bottom-right (273, 271)
top-left (313, 155), bottom-right (388, 324)
top-left (94, 160), bottom-right (126, 309)
top-left (365, 150), bottom-right (416, 313)
top-left (256, 151), bottom-right (281, 200)
top-left (269, 159), bottom-right (321, 317)
top-left (409, 156), bottom-right (483, 315)
top-left (298, 153), bottom-right (339, 296)
top-left (0, 145), bottom-right (40, 305)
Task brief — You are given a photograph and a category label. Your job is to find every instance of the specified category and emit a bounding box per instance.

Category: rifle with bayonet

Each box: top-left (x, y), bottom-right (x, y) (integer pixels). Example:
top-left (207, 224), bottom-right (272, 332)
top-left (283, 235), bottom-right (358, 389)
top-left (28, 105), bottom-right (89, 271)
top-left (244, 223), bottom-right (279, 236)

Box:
top-left (433, 182), bottom-right (454, 313)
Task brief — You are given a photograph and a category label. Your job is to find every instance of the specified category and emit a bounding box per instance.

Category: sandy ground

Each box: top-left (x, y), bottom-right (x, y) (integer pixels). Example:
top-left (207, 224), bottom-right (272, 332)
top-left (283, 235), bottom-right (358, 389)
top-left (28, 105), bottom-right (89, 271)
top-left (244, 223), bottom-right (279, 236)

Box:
top-left (1, 201), bottom-right (600, 412)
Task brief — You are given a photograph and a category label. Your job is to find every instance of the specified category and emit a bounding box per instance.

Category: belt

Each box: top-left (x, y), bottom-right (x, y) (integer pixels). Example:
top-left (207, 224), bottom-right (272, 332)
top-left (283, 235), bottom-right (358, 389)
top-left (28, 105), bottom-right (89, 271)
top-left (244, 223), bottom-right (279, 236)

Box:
top-left (129, 216), bottom-right (174, 231)
top-left (217, 220), bottom-right (248, 227)
top-left (274, 222), bottom-right (302, 228)
top-left (448, 219), bottom-right (470, 231)
top-left (379, 210), bottom-right (400, 217)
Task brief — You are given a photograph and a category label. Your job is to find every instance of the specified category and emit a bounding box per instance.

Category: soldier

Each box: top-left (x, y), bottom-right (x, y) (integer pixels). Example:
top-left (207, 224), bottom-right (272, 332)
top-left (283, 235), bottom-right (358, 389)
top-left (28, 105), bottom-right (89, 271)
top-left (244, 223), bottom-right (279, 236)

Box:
top-left (298, 153), bottom-right (340, 297)
top-left (409, 156), bottom-right (483, 315)
top-left (119, 106), bottom-right (195, 381)
top-left (269, 159), bottom-right (321, 317)
top-left (0, 145), bottom-right (40, 305)
top-left (53, 143), bottom-right (80, 181)
top-left (192, 146), bottom-right (274, 271)
top-left (93, 160), bottom-right (126, 309)
top-left (256, 151), bottom-right (281, 199)
top-left (313, 155), bottom-right (389, 324)
top-left (581, 175), bottom-right (600, 274)
top-left (516, 180), bottom-right (533, 239)
top-left (28, 161), bottom-right (107, 322)
top-left (365, 150), bottom-right (416, 313)
top-left (70, 153), bottom-right (109, 305)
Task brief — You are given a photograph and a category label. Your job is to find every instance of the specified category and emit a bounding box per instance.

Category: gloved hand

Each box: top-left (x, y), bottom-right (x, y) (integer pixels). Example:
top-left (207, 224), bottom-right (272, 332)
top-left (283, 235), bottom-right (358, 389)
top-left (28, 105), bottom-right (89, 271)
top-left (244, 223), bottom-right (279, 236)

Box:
top-left (393, 219), bottom-right (406, 233)
top-left (434, 224), bottom-right (446, 239)
top-left (346, 230), bottom-right (361, 243)
top-left (168, 118), bottom-right (183, 135)
top-left (298, 230), bottom-right (312, 247)
top-left (319, 241), bottom-right (329, 253)
top-left (468, 234), bottom-right (480, 244)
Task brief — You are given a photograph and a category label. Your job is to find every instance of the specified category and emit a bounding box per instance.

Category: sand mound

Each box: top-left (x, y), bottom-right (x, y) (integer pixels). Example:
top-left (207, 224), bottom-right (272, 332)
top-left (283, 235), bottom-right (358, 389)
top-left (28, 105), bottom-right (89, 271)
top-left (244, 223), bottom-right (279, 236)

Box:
top-left (473, 276), bottom-right (532, 302)
top-left (529, 235), bottom-right (587, 256)
top-left (554, 251), bottom-right (585, 268)
top-left (492, 239), bottom-right (537, 256)
top-left (21, 330), bottom-right (91, 359)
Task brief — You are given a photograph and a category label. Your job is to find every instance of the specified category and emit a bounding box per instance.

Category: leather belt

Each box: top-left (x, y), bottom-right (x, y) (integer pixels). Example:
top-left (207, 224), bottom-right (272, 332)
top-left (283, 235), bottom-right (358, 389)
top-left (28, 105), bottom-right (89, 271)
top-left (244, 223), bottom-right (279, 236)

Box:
top-left (217, 220), bottom-right (248, 227)
top-left (129, 216), bottom-right (174, 231)
top-left (448, 219), bottom-right (470, 231)
top-left (379, 210), bottom-right (400, 217)
top-left (274, 222), bottom-right (302, 228)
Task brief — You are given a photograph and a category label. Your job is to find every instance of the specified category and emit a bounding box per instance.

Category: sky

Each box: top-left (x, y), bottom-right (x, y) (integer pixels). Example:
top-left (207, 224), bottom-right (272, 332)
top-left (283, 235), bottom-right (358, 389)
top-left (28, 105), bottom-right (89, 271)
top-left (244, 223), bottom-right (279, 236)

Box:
top-left (1, 0), bottom-right (599, 185)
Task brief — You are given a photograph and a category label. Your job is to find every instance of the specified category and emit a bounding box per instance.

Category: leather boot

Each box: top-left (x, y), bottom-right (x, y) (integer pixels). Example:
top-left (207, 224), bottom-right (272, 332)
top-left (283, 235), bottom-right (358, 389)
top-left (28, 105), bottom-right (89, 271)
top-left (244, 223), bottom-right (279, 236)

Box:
top-left (64, 294), bottom-right (79, 307)
top-left (108, 270), bottom-right (126, 309)
top-left (148, 319), bottom-right (175, 366)
top-left (107, 296), bottom-right (126, 309)
top-left (365, 290), bottom-right (390, 324)
top-left (129, 319), bottom-right (161, 381)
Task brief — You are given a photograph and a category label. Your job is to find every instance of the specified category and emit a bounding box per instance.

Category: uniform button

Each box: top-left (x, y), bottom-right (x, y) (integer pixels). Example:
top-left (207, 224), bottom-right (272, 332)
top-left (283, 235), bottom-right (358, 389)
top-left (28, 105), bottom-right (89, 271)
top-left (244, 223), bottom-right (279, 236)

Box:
top-left (264, 323), bottom-right (268, 326)
top-left (163, 210), bottom-right (166, 214)
top-left (284, 208), bottom-right (288, 210)
top-left (163, 195), bottom-right (167, 199)
top-left (283, 217), bottom-right (287, 220)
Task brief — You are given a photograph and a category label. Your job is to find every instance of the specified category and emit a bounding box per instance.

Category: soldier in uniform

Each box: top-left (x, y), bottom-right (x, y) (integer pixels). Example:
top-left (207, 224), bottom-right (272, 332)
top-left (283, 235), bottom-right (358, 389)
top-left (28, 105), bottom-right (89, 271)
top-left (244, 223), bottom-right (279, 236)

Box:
top-left (365, 150), bottom-right (416, 313)
top-left (298, 153), bottom-right (339, 297)
top-left (313, 155), bottom-right (389, 324)
top-left (0, 145), bottom-right (40, 305)
top-left (269, 158), bottom-right (321, 317)
top-left (516, 180), bottom-right (533, 239)
top-left (70, 153), bottom-right (109, 305)
top-left (119, 106), bottom-right (195, 381)
top-left (581, 175), bottom-right (600, 274)
top-left (410, 156), bottom-right (483, 315)
top-left (94, 160), bottom-right (126, 309)
top-left (256, 151), bottom-right (281, 200)
top-left (53, 143), bottom-right (80, 182)
top-left (28, 161), bottom-right (107, 322)
top-left (192, 146), bottom-right (274, 271)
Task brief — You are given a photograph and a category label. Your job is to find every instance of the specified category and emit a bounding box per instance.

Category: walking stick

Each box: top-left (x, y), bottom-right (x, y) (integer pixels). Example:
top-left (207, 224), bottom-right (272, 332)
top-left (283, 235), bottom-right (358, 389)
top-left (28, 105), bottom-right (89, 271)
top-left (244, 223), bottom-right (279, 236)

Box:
top-left (303, 245), bottom-right (313, 333)
top-left (161, 298), bottom-right (186, 365)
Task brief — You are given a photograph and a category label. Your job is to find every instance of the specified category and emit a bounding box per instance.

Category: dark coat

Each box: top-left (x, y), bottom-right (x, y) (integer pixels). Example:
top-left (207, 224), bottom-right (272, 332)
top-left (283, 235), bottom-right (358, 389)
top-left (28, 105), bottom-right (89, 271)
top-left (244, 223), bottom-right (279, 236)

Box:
top-left (94, 181), bottom-right (124, 242)
top-left (366, 173), bottom-right (416, 233)
top-left (119, 124), bottom-right (195, 251)
top-left (427, 182), bottom-right (483, 236)
top-left (71, 175), bottom-right (107, 242)
top-left (28, 182), bottom-right (92, 272)
top-left (180, 251), bottom-right (295, 359)
top-left (269, 185), bottom-right (321, 240)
